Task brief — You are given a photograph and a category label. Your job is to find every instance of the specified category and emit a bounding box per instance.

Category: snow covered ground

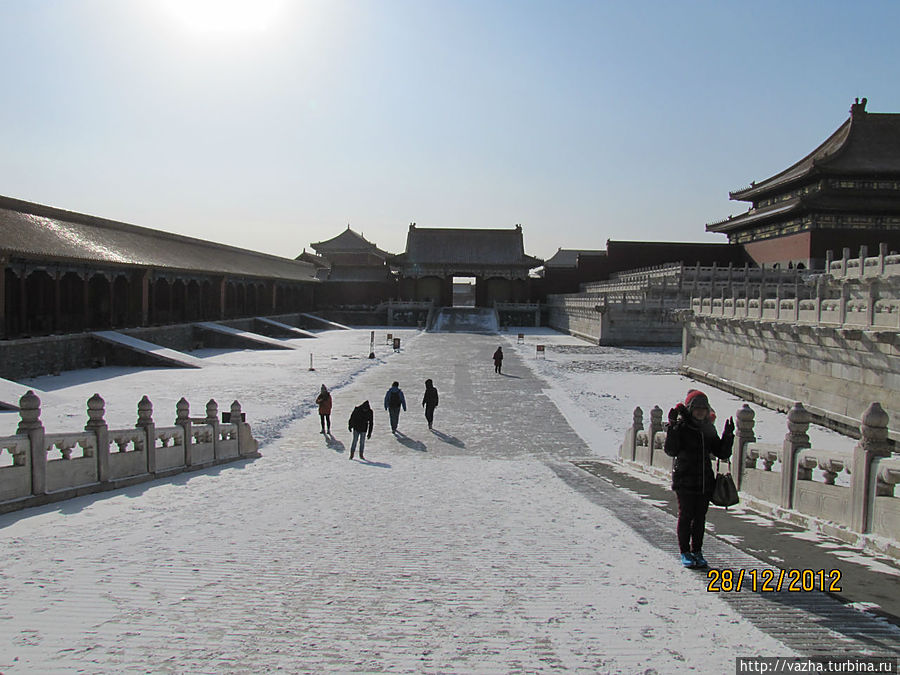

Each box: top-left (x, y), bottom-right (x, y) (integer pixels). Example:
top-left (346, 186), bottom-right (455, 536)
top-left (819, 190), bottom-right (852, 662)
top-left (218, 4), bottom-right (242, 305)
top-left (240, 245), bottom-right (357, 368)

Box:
top-left (0, 326), bottom-right (882, 673)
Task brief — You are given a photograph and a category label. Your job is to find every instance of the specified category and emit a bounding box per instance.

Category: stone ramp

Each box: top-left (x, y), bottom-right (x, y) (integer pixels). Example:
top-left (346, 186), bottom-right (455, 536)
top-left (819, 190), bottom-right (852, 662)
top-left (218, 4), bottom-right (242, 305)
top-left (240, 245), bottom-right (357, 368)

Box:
top-left (91, 331), bottom-right (204, 369)
top-left (254, 317), bottom-right (317, 339)
top-left (427, 306), bottom-right (499, 333)
top-left (0, 378), bottom-right (51, 411)
top-left (194, 322), bottom-right (295, 350)
top-left (298, 313), bottom-right (350, 330)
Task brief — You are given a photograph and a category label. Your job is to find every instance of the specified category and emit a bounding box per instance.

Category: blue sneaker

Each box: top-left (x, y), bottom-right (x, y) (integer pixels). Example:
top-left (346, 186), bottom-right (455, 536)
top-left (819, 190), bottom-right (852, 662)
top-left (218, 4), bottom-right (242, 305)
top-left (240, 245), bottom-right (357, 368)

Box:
top-left (692, 551), bottom-right (708, 569)
top-left (680, 553), bottom-right (696, 568)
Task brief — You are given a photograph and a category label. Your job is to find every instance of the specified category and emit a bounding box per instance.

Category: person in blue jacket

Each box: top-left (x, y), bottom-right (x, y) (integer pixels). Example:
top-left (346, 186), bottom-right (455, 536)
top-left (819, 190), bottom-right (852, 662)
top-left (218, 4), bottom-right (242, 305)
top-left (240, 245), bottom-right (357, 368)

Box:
top-left (384, 381), bottom-right (407, 434)
top-left (664, 390), bottom-right (734, 569)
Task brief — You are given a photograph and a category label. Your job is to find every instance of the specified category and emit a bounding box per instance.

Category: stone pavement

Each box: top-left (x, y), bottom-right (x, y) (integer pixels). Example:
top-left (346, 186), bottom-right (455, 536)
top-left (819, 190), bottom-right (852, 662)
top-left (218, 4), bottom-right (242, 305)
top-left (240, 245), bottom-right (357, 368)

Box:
top-left (0, 331), bottom-right (898, 673)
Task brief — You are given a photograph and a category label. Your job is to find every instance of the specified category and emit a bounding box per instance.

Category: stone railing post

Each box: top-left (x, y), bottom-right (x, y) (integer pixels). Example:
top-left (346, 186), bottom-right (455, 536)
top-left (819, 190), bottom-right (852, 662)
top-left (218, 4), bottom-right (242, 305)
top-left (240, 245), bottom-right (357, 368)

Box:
top-left (621, 407), bottom-right (643, 461)
top-left (648, 405), bottom-right (664, 465)
top-left (734, 404), bottom-right (756, 490)
top-left (205, 399), bottom-right (220, 459)
top-left (232, 401), bottom-right (259, 457)
top-left (865, 280), bottom-right (877, 328)
top-left (781, 402), bottom-right (811, 509)
top-left (136, 396), bottom-right (156, 474)
top-left (175, 398), bottom-right (193, 467)
top-left (850, 402), bottom-right (892, 533)
top-left (17, 390), bottom-right (46, 496)
top-left (85, 393), bottom-right (109, 483)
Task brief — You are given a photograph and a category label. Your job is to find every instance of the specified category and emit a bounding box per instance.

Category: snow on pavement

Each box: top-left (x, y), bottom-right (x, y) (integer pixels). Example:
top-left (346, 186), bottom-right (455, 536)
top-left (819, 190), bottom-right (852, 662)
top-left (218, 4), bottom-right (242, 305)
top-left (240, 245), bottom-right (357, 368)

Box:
top-left (1, 328), bottom-right (797, 672)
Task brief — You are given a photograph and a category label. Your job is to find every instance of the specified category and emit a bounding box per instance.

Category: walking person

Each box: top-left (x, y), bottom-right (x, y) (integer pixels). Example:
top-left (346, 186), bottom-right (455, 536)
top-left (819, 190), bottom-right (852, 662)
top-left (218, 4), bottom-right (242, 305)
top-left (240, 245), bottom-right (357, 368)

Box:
top-left (663, 390), bottom-right (734, 569)
top-left (315, 384), bottom-right (332, 434)
top-left (422, 378), bottom-right (439, 430)
top-left (384, 381), bottom-right (407, 433)
top-left (348, 400), bottom-right (373, 460)
top-left (493, 346), bottom-right (504, 374)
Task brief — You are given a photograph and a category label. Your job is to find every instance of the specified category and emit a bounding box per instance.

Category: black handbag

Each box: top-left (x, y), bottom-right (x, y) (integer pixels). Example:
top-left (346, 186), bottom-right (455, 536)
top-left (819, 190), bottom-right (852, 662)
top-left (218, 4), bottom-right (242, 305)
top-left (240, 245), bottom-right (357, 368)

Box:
top-left (711, 461), bottom-right (739, 507)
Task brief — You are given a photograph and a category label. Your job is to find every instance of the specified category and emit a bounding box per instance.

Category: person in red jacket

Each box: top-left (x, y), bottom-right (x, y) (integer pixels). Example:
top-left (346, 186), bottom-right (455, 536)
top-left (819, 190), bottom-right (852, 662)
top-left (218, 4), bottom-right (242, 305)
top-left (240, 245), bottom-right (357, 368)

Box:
top-left (315, 384), bottom-right (332, 435)
top-left (664, 390), bottom-right (734, 569)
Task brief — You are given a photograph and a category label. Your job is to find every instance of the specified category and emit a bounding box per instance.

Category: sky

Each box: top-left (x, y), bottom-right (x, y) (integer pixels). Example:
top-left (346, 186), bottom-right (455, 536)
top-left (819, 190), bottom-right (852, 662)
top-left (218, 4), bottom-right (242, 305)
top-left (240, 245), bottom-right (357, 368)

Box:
top-left (2, 0), bottom-right (900, 261)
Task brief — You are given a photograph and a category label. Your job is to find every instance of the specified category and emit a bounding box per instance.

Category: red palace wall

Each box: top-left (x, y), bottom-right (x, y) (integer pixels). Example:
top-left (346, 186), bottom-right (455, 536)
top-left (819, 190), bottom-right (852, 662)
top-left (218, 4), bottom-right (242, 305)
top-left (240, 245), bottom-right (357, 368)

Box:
top-left (742, 232), bottom-right (812, 268)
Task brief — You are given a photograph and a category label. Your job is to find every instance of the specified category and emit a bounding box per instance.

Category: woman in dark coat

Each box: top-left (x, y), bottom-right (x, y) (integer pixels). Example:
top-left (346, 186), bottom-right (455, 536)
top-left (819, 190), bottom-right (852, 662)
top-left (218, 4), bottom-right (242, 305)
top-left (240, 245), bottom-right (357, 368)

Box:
top-left (421, 379), bottom-right (439, 430)
top-left (664, 390), bottom-right (734, 569)
top-left (492, 347), bottom-right (503, 374)
top-left (315, 384), bottom-right (333, 434)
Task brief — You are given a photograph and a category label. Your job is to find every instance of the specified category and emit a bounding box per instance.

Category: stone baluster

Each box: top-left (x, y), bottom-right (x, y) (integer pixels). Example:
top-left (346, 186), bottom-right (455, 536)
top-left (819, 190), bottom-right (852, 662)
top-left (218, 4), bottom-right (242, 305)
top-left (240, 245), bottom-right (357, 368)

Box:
top-left (815, 275), bottom-right (824, 324)
top-left (136, 396), bottom-right (156, 474)
top-left (734, 404), bottom-right (756, 489)
top-left (175, 398), bottom-right (193, 467)
top-left (621, 407), bottom-right (643, 462)
top-left (85, 393), bottom-right (109, 483)
top-left (866, 280), bottom-right (877, 328)
top-left (231, 401), bottom-right (259, 457)
top-left (839, 282), bottom-right (849, 327)
top-left (879, 243), bottom-right (888, 275)
top-left (205, 399), bottom-right (220, 459)
top-left (859, 245), bottom-right (868, 278)
top-left (17, 390), bottom-right (45, 496)
top-left (841, 247), bottom-right (850, 279)
top-left (781, 402), bottom-right (811, 509)
top-left (648, 405), bottom-right (664, 465)
top-left (850, 402), bottom-right (892, 533)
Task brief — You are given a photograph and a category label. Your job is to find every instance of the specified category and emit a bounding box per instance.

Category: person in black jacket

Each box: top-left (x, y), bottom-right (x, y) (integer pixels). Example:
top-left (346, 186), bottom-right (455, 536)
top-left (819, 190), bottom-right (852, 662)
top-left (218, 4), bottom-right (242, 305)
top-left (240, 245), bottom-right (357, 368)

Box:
top-left (664, 390), bottom-right (734, 569)
top-left (492, 347), bottom-right (503, 374)
top-left (348, 400), bottom-right (374, 460)
top-left (421, 379), bottom-right (439, 430)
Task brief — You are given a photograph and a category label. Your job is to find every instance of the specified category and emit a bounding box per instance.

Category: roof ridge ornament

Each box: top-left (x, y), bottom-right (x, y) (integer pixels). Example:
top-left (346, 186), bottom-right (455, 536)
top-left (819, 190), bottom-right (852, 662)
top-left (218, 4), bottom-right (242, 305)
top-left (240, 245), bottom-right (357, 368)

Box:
top-left (850, 97), bottom-right (868, 116)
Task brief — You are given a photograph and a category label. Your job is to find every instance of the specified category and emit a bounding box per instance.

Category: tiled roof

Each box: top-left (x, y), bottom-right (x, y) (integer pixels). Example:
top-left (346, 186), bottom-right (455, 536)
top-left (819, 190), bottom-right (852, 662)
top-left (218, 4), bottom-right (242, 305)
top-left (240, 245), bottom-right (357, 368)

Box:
top-left (310, 227), bottom-right (390, 257)
top-left (295, 249), bottom-right (330, 269)
top-left (730, 108), bottom-right (900, 202)
top-left (543, 248), bottom-right (606, 268)
top-left (395, 226), bottom-right (542, 267)
top-left (0, 195), bottom-right (318, 282)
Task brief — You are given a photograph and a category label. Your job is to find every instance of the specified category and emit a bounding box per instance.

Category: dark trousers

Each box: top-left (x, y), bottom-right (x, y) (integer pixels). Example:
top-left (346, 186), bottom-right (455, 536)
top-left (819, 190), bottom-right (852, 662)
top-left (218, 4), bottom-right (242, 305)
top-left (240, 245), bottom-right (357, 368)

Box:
top-left (676, 491), bottom-right (710, 554)
top-left (319, 413), bottom-right (330, 431)
top-left (424, 405), bottom-right (436, 428)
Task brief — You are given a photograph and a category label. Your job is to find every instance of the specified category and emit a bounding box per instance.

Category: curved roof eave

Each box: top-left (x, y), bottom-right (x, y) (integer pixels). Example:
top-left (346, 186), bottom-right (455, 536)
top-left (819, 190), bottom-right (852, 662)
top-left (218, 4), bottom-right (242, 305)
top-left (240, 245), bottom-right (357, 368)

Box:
top-left (729, 118), bottom-right (852, 202)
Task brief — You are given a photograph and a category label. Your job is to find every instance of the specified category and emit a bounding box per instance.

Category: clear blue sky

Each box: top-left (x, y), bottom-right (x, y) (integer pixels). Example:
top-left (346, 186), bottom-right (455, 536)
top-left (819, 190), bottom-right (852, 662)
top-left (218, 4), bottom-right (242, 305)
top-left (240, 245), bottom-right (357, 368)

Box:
top-left (2, 0), bottom-right (899, 261)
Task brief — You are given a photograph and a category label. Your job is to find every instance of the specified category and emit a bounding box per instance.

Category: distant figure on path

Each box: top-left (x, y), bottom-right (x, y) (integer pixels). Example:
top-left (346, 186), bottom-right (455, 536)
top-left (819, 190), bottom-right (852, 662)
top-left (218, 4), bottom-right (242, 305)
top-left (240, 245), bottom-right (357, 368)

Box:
top-left (348, 400), bottom-right (373, 460)
top-left (663, 390), bottom-right (734, 570)
top-left (384, 381), bottom-right (407, 433)
top-left (315, 384), bottom-right (332, 434)
top-left (493, 346), bottom-right (504, 374)
top-left (421, 379), bottom-right (439, 430)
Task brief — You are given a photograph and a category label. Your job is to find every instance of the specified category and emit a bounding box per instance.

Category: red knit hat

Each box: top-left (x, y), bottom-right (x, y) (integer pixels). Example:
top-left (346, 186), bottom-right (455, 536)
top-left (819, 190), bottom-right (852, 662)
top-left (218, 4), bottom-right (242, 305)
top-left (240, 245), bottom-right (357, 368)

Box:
top-left (685, 390), bottom-right (710, 410)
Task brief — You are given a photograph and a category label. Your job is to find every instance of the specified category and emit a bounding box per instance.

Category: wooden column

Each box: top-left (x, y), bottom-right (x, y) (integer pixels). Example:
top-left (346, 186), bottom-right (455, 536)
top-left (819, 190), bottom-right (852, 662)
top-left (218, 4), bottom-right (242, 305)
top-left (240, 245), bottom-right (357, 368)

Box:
top-left (53, 269), bottom-right (61, 333)
top-left (82, 274), bottom-right (90, 331)
top-left (219, 278), bottom-right (227, 320)
top-left (19, 266), bottom-right (28, 336)
top-left (141, 271), bottom-right (150, 326)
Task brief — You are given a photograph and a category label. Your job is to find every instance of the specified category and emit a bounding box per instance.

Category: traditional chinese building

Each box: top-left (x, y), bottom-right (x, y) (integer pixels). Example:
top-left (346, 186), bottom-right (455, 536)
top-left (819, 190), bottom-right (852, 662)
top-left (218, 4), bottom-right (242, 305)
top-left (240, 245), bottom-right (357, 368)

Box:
top-left (307, 226), bottom-right (395, 306)
top-left (707, 98), bottom-right (900, 269)
top-left (1, 195), bottom-right (318, 340)
top-left (391, 224), bottom-right (542, 307)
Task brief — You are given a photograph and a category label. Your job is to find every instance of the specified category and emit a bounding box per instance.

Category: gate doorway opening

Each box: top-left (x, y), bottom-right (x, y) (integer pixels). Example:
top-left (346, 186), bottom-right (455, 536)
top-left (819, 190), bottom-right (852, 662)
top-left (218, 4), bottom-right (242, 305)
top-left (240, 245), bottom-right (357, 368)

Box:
top-left (452, 277), bottom-right (476, 307)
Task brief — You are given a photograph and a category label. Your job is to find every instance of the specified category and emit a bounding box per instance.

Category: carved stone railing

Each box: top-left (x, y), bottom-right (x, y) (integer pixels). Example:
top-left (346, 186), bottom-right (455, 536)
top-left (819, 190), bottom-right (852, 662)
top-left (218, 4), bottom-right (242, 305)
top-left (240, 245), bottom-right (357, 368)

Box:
top-left (828, 244), bottom-right (900, 280)
top-left (620, 400), bottom-right (899, 553)
top-left (0, 390), bottom-right (260, 514)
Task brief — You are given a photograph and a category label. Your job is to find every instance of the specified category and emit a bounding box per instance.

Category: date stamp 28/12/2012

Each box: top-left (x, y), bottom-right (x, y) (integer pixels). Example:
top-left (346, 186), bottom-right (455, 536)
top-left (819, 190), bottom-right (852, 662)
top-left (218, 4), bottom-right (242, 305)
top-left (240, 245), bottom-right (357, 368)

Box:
top-left (707, 568), bottom-right (842, 593)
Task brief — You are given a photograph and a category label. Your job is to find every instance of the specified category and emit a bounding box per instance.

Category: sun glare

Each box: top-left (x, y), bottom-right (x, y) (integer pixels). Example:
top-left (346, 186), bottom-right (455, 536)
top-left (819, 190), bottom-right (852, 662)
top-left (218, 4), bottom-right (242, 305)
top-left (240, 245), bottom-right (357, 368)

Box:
top-left (162, 0), bottom-right (285, 35)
